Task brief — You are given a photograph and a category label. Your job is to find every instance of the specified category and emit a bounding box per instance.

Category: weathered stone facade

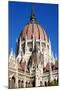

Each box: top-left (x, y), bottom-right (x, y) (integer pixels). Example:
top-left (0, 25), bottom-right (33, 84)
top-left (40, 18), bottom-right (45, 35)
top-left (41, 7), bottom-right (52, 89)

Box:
top-left (8, 7), bottom-right (58, 89)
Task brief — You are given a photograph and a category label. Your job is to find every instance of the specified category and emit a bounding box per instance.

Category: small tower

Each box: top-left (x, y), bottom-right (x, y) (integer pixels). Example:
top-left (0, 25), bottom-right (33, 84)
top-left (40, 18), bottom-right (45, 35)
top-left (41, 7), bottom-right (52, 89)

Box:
top-left (10, 48), bottom-right (13, 57)
top-left (49, 38), bottom-right (51, 57)
top-left (9, 48), bottom-right (13, 63)
top-left (35, 52), bottom-right (43, 87)
top-left (49, 62), bottom-right (53, 82)
top-left (48, 56), bottom-right (53, 82)
top-left (35, 63), bottom-right (43, 87)
top-left (19, 36), bottom-right (22, 53)
top-left (16, 37), bottom-right (22, 63)
top-left (15, 38), bottom-right (19, 57)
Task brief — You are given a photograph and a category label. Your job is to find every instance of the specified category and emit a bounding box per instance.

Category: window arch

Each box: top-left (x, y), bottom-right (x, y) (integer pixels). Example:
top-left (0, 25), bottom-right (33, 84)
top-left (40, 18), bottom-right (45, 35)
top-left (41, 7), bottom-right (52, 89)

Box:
top-left (11, 76), bottom-right (15, 88)
top-left (40, 81), bottom-right (42, 86)
top-left (45, 81), bottom-right (47, 86)
top-left (21, 80), bottom-right (24, 88)
top-left (18, 80), bottom-right (20, 88)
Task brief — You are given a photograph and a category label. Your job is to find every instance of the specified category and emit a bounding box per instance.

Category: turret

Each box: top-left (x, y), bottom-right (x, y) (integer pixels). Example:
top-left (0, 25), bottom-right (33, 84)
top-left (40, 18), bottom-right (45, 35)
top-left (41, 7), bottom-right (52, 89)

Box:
top-left (49, 62), bottom-right (53, 82)
top-left (35, 62), bottom-right (43, 87)
top-left (19, 36), bottom-right (22, 53)
top-left (49, 38), bottom-right (51, 57)
top-left (10, 48), bottom-right (13, 57)
top-left (15, 38), bottom-right (19, 57)
top-left (9, 48), bottom-right (13, 63)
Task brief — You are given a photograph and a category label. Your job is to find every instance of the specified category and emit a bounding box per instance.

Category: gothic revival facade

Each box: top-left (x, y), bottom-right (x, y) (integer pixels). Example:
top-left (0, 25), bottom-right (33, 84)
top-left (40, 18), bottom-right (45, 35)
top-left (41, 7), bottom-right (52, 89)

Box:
top-left (8, 8), bottom-right (58, 89)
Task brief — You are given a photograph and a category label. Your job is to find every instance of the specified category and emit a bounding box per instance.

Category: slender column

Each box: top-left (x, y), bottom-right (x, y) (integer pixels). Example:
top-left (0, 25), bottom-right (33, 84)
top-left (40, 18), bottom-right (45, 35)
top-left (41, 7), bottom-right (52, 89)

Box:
top-left (32, 33), bottom-right (34, 51)
top-left (49, 62), bottom-right (53, 82)
top-left (19, 37), bottom-right (22, 53)
top-left (48, 55), bottom-right (53, 82)
top-left (15, 63), bottom-right (18, 88)
top-left (24, 64), bottom-right (26, 88)
top-left (40, 40), bottom-right (42, 52)
top-left (24, 76), bottom-right (26, 87)
top-left (9, 78), bottom-right (11, 89)
top-left (49, 39), bottom-right (51, 57)
top-left (25, 36), bottom-right (28, 53)
top-left (10, 48), bottom-right (13, 57)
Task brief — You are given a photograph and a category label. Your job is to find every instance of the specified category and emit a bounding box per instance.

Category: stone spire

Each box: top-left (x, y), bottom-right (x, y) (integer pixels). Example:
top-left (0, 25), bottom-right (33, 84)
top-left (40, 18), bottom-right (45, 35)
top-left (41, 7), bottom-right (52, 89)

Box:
top-left (9, 48), bottom-right (14, 62)
top-left (31, 5), bottom-right (36, 39)
top-left (35, 60), bottom-right (43, 86)
top-left (48, 54), bottom-right (53, 82)
top-left (15, 38), bottom-right (19, 57)
top-left (19, 36), bottom-right (22, 53)
top-left (55, 54), bottom-right (57, 60)
top-left (49, 38), bottom-right (51, 57)
top-left (49, 62), bottom-right (53, 82)
top-left (30, 5), bottom-right (36, 21)
top-left (10, 48), bottom-right (13, 57)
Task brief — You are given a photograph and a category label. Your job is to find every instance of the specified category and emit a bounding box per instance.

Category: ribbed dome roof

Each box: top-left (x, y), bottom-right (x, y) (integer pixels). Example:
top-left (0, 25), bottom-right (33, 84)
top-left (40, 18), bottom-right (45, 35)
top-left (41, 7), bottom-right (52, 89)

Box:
top-left (21, 22), bottom-right (48, 41)
top-left (20, 8), bottom-right (48, 42)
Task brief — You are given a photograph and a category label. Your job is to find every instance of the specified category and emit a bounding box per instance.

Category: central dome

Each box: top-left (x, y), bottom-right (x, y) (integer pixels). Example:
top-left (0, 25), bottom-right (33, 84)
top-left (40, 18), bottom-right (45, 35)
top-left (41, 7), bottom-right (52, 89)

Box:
top-left (21, 22), bottom-right (48, 41)
top-left (20, 8), bottom-right (48, 42)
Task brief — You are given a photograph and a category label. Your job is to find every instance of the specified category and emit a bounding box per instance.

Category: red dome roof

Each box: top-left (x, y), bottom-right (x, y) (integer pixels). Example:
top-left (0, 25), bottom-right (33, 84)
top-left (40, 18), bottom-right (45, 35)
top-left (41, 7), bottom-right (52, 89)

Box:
top-left (20, 8), bottom-right (48, 42)
top-left (21, 22), bottom-right (48, 42)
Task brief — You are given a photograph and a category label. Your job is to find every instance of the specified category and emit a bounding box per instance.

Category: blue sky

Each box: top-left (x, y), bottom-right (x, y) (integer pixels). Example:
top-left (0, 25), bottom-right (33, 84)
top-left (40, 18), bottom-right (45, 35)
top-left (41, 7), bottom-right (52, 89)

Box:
top-left (9, 1), bottom-right (58, 58)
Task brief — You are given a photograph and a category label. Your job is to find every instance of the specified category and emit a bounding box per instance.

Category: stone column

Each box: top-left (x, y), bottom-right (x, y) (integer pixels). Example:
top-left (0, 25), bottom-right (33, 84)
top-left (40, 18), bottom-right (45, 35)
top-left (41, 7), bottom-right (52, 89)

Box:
top-left (49, 63), bottom-right (53, 82)
top-left (32, 33), bottom-right (34, 51)
top-left (25, 36), bottom-right (28, 53)
top-left (40, 40), bottom-right (42, 52)
top-left (24, 76), bottom-right (26, 88)
top-left (48, 56), bottom-right (53, 82)
top-left (19, 37), bottom-right (22, 53)
top-left (9, 78), bottom-right (11, 89)
top-left (49, 39), bottom-right (51, 57)
top-left (15, 63), bottom-right (18, 88)
top-left (24, 65), bottom-right (26, 88)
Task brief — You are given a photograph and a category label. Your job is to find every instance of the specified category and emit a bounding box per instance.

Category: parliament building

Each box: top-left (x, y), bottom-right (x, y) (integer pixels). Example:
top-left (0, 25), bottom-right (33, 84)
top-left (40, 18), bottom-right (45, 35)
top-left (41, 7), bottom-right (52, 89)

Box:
top-left (8, 7), bottom-right (58, 88)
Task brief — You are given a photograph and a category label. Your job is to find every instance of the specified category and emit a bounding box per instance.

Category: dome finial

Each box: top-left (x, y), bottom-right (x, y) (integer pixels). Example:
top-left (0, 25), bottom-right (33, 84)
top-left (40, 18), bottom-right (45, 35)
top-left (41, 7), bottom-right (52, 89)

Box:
top-left (30, 4), bottom-right (35, 20)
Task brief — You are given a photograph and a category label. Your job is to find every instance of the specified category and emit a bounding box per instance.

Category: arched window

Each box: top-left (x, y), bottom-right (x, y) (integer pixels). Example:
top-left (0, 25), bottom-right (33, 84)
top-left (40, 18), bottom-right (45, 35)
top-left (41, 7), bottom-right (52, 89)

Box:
top-left (21, 80), bottom-right (24, 88)
top-left (32, 80), bottom-right (35, 87)
top-left (18, 80), bottom-right (20, 88)
top-left (26, 82), bottom-right (28, 88)
top-left (40, 81), bottom-right (42, 86)
top-left (54, 79), bottom-right (57, 85)
top-left (11, 76), bottom-right (15, 88)
top-left (8, 79), bottom-right (10, 89)
top-left (28, 82), bottom-right (30, 87)
top-left (45, 81), bottom-right (47, 86)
